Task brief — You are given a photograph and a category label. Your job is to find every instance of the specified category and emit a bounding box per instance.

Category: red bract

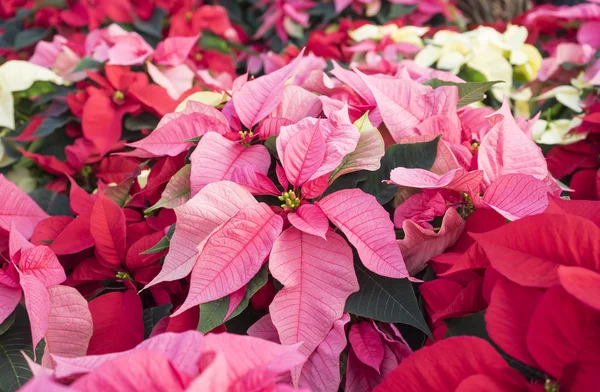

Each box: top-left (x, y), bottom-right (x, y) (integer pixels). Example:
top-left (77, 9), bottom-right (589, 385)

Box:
top-left (82, 65), bottom-right (176, 155)
top-left (375, 336), bottom-right (542, 392)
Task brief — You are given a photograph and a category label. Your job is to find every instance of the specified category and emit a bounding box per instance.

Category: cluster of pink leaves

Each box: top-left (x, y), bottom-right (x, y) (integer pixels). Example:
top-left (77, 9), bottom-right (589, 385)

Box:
top-left (4, 46), bottom-right (571, 391)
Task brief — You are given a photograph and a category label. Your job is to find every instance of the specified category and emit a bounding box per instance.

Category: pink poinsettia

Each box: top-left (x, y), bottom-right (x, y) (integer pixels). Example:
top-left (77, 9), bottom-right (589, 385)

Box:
top-left (22, 330), bottom-right (306, 391)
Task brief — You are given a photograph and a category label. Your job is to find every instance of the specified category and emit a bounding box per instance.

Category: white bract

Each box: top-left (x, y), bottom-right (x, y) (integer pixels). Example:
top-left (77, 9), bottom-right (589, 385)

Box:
top-left (414, 25), bottom-right (542, 100)
top-left (0, 60), bottom-right (63, 130)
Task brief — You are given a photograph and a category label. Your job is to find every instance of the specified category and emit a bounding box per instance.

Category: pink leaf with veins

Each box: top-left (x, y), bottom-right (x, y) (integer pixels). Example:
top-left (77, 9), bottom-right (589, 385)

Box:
top-left (288, 204), bottom-right (330, 239)
top-left (248, 314), bottom-right (280, 343)
top-left (147, 63), bottom-right (194, 100)
top-left (42, 286), bottom-right (93, 367)
top-left (52, 331), bottom-right (204, 379)
top-left (273, 85), bottom-right (322, 123)
top-left (318, 189), bottom-right (409, 278)
top-left (144, 182), bottom-right (258, 290)
top-left (0, 175), bottom-right (48, 238)
top-left (278, 108), bottom-right (359, 185)
top-left (269, 228), bottom-right (358, 382)
top-left (394, 191), bottom-right (447, 230)
top-left (349, 321), bottom-right (385, 373)
top-left (0, 270), bottom-right (21, 324)
top-left (71, 350), bottom-right (186, 392)
top-left (20, 274), bottom-right (50, 353)
top-left (482, 174), bottom-right (550, 221)
top-left (398, 208), bottom-right (465, 275)
top-left (355, 70), bottom-right (428, 142)
top-left (9, 222), bottom-right (34, 259)
top-left (126, 101), bottom-right (229, 157)
top-left (190, 132), bottom-right (271, 194)
top-left (224, 285), bottom-right (247, 320)
top-left (389, 168), bottom-right (483, 193)
top-left (281, 120), bottom-right (327, 187)
top-left (233, 48), bottom-right (305, 128)
top-left (18, 246), bottom-right (66, 287)
top-left (299, 313), bottom-right (351, 392)
top-left (477, 100), bottom-right (547, 185)
top-left (203, 332), bottom-right (305, 388)
top-left (173, 203), bottom-right (283, 316)
top-left (231, 166), bottom-right (280, 196)
top-left (345, 345), bottom-right (400, 392)
top-left (153, 35), bottom-right (199, 66)
top-left (390, 168), bottom-right (456, 188)
top-left (257, 117), bottom-right (293, 139)
top-left (107, 33), bottom-right (153, 66)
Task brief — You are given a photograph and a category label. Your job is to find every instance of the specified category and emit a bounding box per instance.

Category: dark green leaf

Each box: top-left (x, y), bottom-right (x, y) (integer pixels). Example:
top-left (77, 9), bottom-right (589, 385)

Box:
top-left (0, 306), bottom-right (36, 392)
top-left (445, 311), bottom-right (489, 340)
top-left (198, 265), bottom-right (269, 333)
top-left (143, 304), bottom-right (172, 338)
top-left (73, 57), bottom-right (103, 72)
top-left (141, 236), bottom-right (169, 255)
top-left (0, 312), bottom-right (15, 336)
top-left (322, 170), bottom-right (369, 198)
top-left (345, 261), bottom-right (431, 337)
top-left (141, 225), bottom-right (175, 255)
top-left (32, 116), bottom-right (70, 138)
top-left (13, 28), bottom-right (48, 50)
top-left (134, 7), bottom-right (167, 39)
top-left (0, 21), bottom-right (20, 48)
top-left (124, 112), bottom-right (160, 131)
top-left (264, 136), bottom-right (278, 158)
top-left (360, 137), bottom-right (439, 204)
top-left (28, 189), bottom-right (71, 216)
top-left (423, 79), bottom-right (503, 108)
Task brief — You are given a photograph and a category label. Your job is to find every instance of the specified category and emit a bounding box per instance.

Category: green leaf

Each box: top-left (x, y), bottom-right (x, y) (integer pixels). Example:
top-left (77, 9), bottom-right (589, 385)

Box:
top-left (264, 136), bottom-right (278, 158)
top-left (199, 32), bottom-right (232, 54)
top-left (143, 304), bottom-right (172, 338)
top-left (0, 312), bottom-right (15, 336)
top-left (360, 137), bottom-right (439, 204)
top-left (345, 261), bottom-right (431, 337)
top-left (124, 112), bottom-right (160, 131)
top-left (134, 7), bottom-right (167, 39)
top-left (445, 311), bottom-right (489, 340)
top-left (141, 225), bottom-right (175, 255)
top-left (322, 170), bottom-right (369, 198)
top-left (32, 116), bottom-right (70, 138)
top-left (13, 81), bottom-right (55, 100)
top-left (13, 28), bottom-right (48, 50)
top-left (28, 189), bottom-right (71, 216)
top-left (0, 306), bottom-right (36, 392)
top-left (145, 165), bottom-right (191, 214)
top-left (73, 57), bottom-right (103, 73)
top-left (423, 79), bottom-right (503, 108)
top-left (198, 265), bottom-right (269, 334)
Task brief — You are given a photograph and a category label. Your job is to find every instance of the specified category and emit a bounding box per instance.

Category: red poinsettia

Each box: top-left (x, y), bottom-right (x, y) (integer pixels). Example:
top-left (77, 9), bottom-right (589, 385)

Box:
top-left (79, 65), bottom-right (177, 155)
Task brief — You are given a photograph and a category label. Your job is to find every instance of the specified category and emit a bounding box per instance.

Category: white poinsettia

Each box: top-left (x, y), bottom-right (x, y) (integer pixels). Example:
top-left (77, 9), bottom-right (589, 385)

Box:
top-left (0, 60), bottom-right (63, 130)
top-left (349, 24), bottom-right (427, 47)
top-left (532, 117), bottom-right (588, 145)
top-left (414, 25), bottom-right (542, 100)
top-left (536, 73), bottom-right (593, 113)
